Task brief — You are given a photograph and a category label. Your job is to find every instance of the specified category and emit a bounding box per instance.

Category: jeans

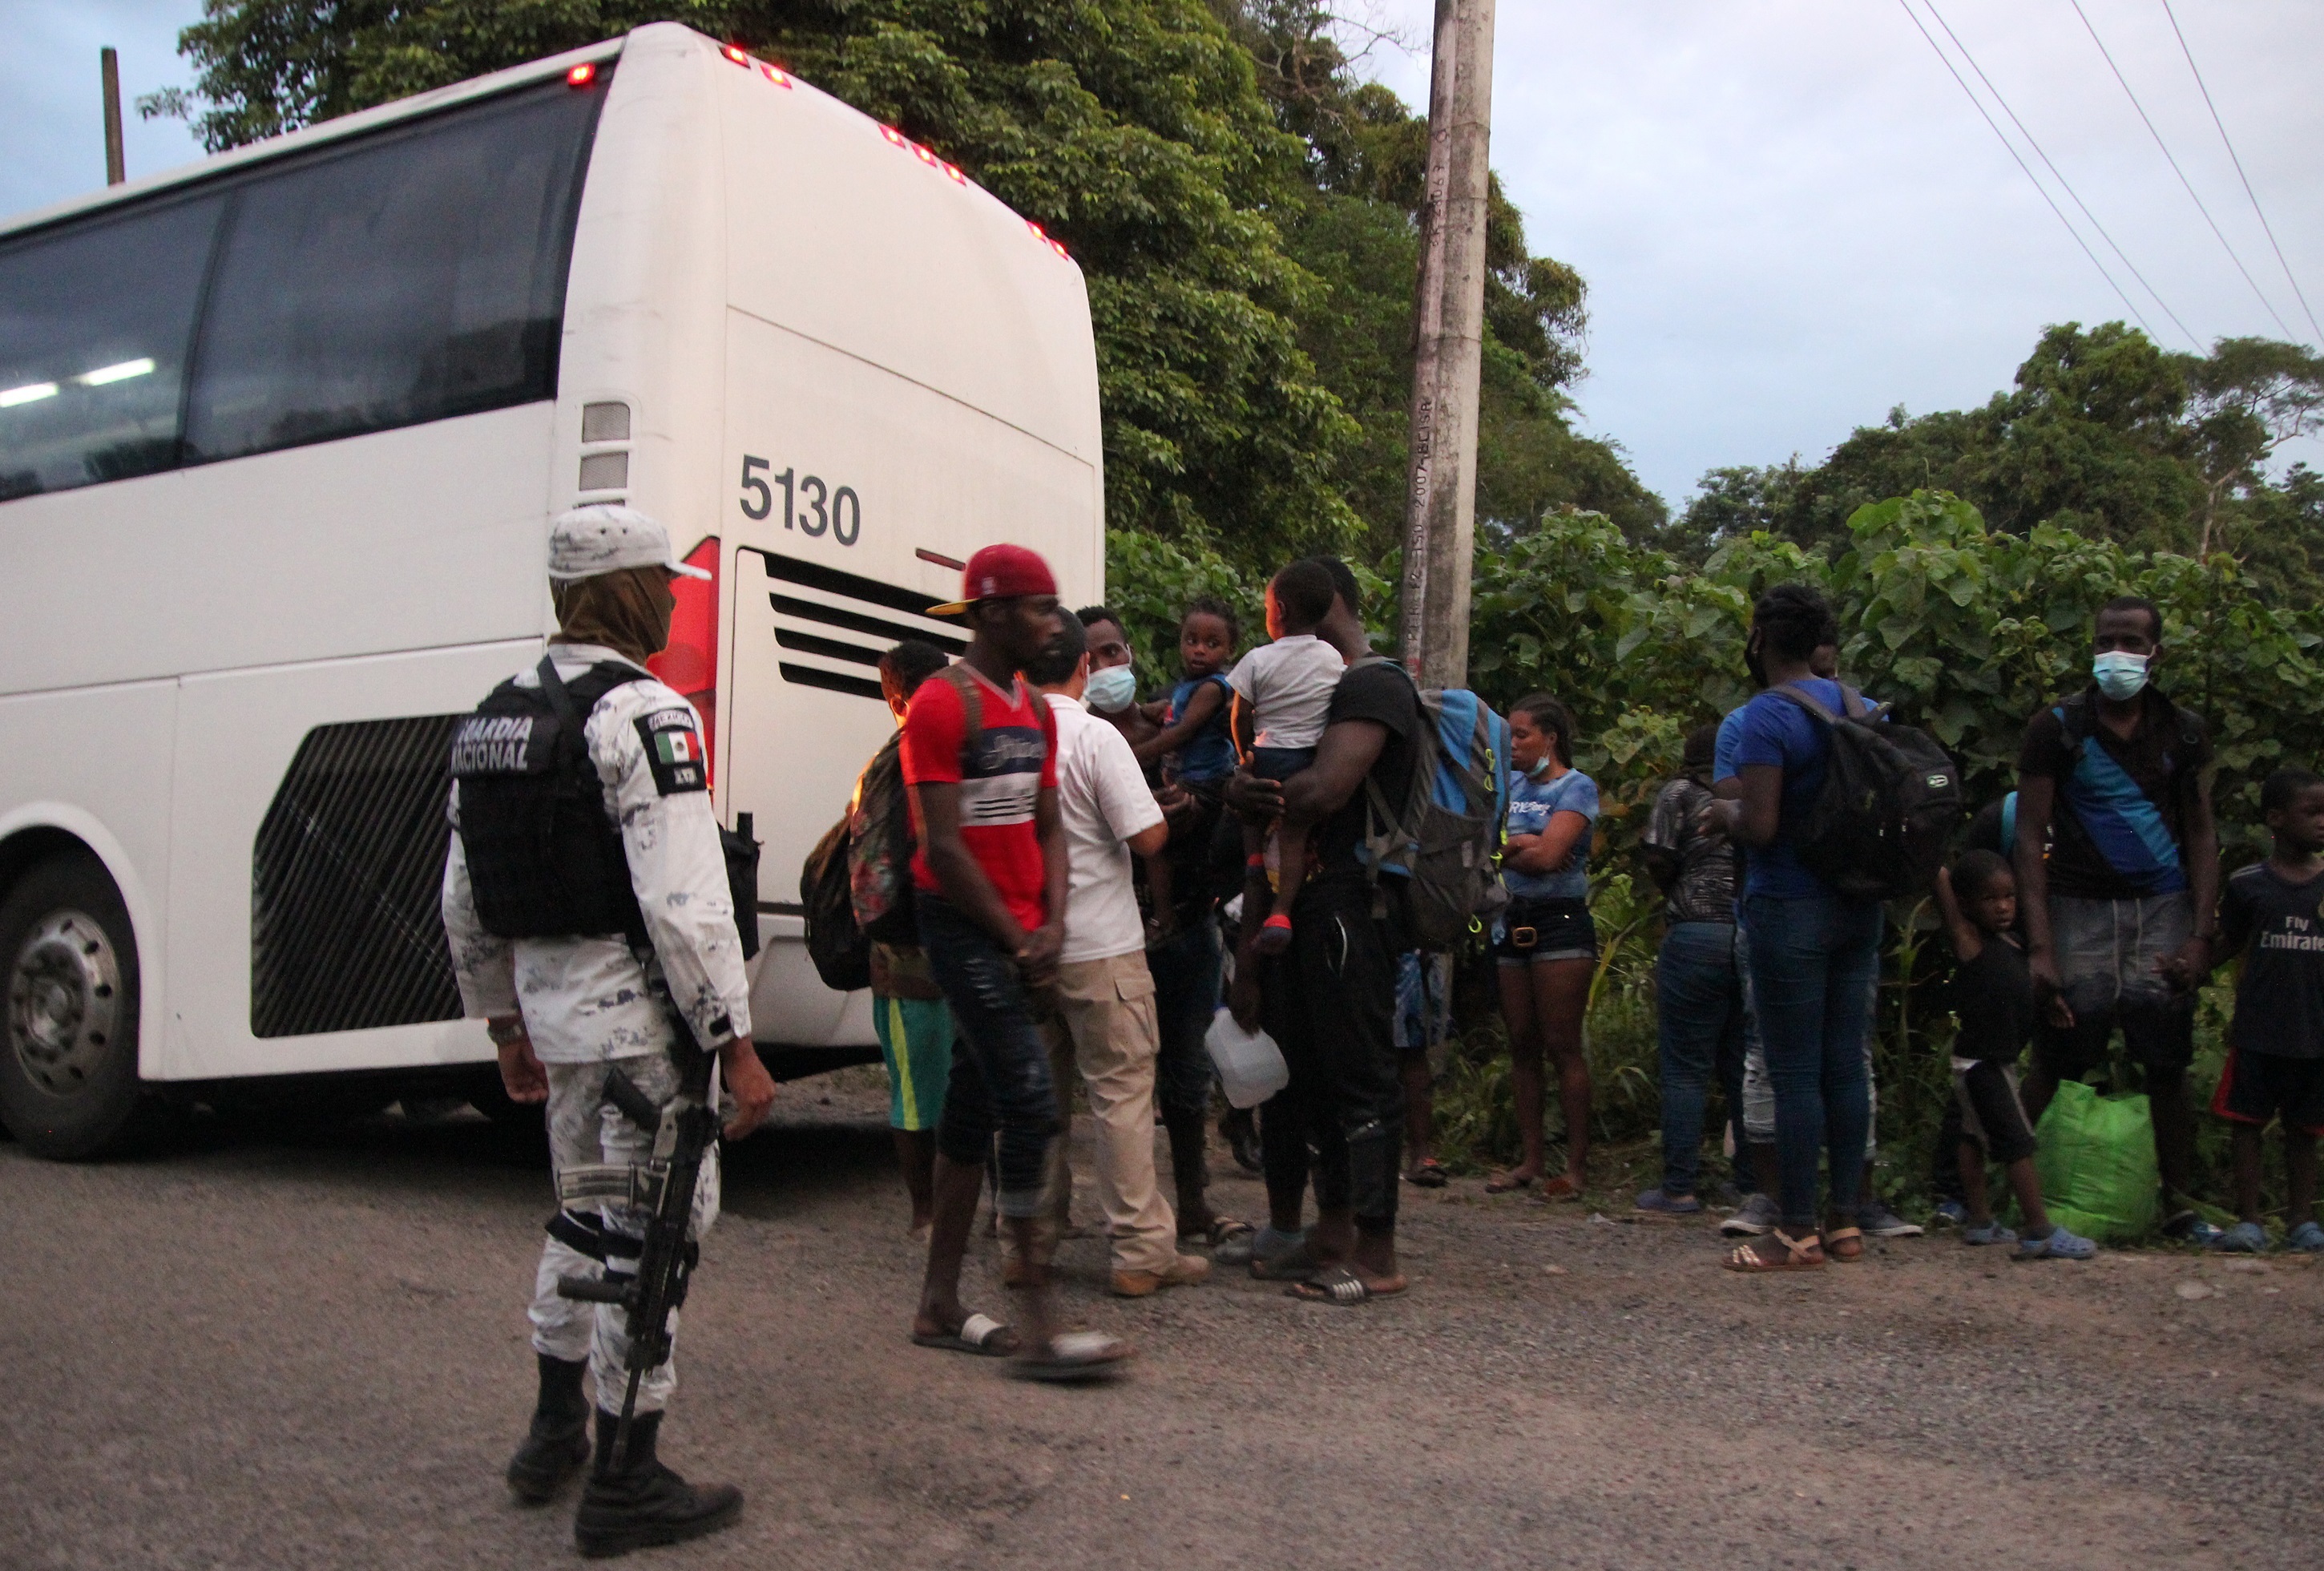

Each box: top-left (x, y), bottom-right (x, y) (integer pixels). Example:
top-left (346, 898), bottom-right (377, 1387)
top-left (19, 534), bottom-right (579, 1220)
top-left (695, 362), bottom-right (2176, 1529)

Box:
top-left (1147, 915), bottom-right (1222, 1125)
top-left (1743, 891), bottom-right (1882, 1231)
top-left (1655, 921), bottom-right (1745, 1197)
top-left (1258, 886), bottom-right (1405, 1227)
top-left (916, 893), bottom-right (1060, 1219)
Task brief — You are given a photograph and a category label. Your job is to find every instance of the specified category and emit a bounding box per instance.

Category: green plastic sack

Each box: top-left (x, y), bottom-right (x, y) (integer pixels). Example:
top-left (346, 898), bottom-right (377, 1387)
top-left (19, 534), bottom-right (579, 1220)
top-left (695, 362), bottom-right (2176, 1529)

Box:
top-left (2033, 1080), bottom-right (2159, 1242)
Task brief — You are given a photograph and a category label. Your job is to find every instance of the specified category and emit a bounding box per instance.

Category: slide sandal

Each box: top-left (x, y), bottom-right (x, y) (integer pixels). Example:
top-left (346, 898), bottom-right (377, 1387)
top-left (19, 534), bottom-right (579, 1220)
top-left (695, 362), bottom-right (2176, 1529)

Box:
top-left (1011, 1331), bottom-right (1133, 1383)
top-left (910, 1311), bottom-right (1017, 1357)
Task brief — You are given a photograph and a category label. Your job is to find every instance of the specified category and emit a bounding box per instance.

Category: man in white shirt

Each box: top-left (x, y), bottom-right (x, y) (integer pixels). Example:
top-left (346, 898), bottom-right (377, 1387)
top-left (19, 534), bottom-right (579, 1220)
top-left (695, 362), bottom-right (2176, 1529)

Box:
top-left (1022, 614), bottom-right (1212, 1297)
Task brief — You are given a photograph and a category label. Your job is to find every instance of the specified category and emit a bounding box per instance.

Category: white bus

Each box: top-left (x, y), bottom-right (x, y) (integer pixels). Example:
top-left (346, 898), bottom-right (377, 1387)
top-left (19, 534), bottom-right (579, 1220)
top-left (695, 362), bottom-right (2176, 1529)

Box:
top-left (0, 23), bottom-right (1103, 1158)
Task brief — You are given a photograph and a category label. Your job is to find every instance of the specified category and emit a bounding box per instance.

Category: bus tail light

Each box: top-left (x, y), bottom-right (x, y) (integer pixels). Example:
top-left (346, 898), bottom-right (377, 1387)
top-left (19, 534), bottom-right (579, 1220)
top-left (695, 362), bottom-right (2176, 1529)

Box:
top-left (648, 536), bottom-right (722, 786)
top-left (566, 63), bottom-right (597, 87)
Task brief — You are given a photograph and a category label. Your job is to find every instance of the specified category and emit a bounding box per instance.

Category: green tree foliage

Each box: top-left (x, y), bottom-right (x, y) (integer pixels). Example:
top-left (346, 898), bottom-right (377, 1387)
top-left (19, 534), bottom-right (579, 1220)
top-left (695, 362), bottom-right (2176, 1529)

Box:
top-left (1672, 322), bottom-right (2324, 599)
top-left (156, 0), bottom-right (1666, 584)
top-left (1471, 493), bottom-right (2324, 869)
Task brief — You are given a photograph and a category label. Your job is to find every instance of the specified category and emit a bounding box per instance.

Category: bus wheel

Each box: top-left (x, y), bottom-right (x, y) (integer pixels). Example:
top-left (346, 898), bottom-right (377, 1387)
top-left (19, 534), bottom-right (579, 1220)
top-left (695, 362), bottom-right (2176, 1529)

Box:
top-left (0, 854), bottom-right (152, 1160)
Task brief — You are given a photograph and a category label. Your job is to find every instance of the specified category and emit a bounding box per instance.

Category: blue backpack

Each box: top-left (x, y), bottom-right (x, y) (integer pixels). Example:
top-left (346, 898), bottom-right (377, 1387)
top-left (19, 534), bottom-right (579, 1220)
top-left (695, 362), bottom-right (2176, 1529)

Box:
top-left (1351, 657), bottom-right (1512, 948)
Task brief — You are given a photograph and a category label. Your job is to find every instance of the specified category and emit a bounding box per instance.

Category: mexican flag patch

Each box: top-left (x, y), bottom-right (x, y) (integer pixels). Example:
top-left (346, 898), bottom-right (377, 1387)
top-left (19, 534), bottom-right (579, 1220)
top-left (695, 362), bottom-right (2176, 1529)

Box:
top-left (635, 709), bottom-right (708, 795)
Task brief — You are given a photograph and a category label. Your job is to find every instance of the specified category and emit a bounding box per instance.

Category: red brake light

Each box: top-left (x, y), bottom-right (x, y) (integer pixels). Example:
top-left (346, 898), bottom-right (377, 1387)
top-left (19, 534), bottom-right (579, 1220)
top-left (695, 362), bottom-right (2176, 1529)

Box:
top-left (722, 45), bottom-right (749, 65)
top-left (566, 63), bottom-right (596, 87)
top-left (648, 537), bottom-right (722, 786)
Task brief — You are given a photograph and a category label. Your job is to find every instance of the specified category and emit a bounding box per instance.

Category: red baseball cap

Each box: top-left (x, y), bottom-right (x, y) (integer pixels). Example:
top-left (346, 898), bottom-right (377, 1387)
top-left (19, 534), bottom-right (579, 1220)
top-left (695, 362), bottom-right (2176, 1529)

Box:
top-left (929, 543), bottom-right (1059, 615)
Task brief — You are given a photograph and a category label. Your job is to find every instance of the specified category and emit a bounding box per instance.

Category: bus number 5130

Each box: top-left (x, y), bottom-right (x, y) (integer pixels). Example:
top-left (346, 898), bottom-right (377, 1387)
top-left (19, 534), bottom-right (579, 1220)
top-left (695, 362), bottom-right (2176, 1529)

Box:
top-left (739, 455), bottom-right (860, 545)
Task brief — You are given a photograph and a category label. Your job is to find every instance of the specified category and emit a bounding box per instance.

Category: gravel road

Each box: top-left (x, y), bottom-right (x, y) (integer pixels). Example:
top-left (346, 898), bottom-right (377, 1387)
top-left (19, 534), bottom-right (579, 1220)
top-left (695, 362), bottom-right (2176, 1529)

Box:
top-left (4, 1080), bottom-right (2318, 1569)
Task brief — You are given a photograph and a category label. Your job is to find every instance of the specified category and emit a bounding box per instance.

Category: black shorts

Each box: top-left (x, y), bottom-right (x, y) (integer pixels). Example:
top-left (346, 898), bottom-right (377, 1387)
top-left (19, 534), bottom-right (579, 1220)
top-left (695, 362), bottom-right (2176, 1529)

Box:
top-left (1495, 898), bottom-right (1596, 964)
top-left (1954, 1058), bottom-right (2039, 1165)
top-left (2210, 1048), bottom-right (2324, 1137)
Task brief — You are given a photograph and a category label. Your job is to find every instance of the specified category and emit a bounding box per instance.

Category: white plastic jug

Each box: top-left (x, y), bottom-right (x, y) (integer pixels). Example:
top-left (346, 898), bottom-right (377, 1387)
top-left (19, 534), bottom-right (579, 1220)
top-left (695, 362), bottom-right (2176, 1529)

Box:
top-left (1204, 1008), bottom-right (1289, 1109)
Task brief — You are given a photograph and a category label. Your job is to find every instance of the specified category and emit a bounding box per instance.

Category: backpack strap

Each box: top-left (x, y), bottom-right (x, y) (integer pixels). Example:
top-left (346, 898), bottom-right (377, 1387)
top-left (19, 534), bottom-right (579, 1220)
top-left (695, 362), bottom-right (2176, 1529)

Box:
top-left (936, 664), bottom-right (988, 773)
top-left (1771, 680), bottom-right (1884, 726)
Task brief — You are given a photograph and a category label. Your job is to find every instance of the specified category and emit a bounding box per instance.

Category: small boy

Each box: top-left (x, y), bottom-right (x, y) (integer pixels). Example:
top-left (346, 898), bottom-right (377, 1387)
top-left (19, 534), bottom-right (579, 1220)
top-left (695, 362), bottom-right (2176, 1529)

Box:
top-left (2205, 767), bottom-right (2324, 1254)
top-left (1226, 561), bottom-right (1344, 956)
top-left (1132, 598), bottom-right (1239, 781)
top-left (1934, 850), bottom-right (2098, 1260)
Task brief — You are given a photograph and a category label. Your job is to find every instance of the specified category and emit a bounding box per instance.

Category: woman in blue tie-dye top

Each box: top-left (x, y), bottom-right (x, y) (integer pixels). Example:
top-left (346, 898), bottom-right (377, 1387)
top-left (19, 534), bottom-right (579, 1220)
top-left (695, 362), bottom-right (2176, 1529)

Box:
top-left (1486, 693), bottom-right (1601, 1201)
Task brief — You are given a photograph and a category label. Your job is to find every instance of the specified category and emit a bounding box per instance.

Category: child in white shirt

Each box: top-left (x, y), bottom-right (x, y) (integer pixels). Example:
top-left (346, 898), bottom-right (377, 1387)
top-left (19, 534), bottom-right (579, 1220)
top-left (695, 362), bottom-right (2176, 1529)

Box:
top-left (1229, 559), bottom-right (1345, 956)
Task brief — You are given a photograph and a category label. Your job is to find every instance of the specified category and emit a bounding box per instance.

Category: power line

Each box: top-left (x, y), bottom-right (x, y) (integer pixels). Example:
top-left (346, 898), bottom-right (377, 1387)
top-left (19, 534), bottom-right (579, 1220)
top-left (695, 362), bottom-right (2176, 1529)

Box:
top-left (2157, 0), bottom-right (2322, 345)
top-left (2068, 0), bottom-right (2296, 341)
top-left (1892, 0), bottom-right (2156, 340)
top-left (1924, 0), bottom-right (2201, 351)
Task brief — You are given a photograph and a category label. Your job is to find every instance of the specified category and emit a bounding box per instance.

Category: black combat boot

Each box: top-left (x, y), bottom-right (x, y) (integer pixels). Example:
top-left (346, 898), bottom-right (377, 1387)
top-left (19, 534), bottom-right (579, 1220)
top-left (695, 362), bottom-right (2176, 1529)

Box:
top-left (573, 1409), bottom-right (744, 1558)
top-left (505, 1354), bottom-right (591, 1504)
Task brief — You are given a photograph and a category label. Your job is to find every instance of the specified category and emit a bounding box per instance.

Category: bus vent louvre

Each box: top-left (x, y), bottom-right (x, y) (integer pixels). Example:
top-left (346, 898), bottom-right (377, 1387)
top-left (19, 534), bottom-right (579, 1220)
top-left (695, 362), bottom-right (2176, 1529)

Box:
top-left (251, 716), bottom-right (466, 1039)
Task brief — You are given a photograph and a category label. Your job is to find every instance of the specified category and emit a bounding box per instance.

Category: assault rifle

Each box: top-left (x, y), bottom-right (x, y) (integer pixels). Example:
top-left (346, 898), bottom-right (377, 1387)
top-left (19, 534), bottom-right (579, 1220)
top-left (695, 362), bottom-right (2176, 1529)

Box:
top-left (554, 1041), bottom-right (718, 1472)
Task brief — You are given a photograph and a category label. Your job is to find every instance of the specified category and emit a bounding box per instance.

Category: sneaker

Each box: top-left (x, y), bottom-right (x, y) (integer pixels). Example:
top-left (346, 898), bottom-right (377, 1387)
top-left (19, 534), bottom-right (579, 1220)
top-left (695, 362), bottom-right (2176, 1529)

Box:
top-left (2161, 1210), bottom-right (2225, 1246)
top-left (1633, 1187), bottom-right (1705, 1218)
top-left (1857, 1199), bottom-right (1924, 1238)
top-left (2211, 1220), bottom-right (2269, 1254)
top-left (1962, 1219), bottom-right (2018, 1246)
top-left (2014, 1225), bottom-right (2097, 1261)
top-left (1720, 1192), bottom-right (1779, 1236)
top-left (1930, 1199), bottom-right (1968, 1228)
top-left (2285, 1220), bottom-right (2324, 1254)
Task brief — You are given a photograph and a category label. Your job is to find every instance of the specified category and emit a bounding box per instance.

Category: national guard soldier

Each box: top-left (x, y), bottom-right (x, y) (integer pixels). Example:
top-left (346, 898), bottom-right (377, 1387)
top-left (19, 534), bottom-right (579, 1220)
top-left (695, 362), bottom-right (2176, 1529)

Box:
top-left (440, 505), bottom-right (776, 1557)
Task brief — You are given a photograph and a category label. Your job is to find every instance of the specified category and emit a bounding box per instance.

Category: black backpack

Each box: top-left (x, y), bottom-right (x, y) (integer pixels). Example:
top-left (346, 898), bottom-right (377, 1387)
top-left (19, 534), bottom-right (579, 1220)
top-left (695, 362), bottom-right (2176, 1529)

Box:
top-left (801, 813), bottom-right (871, 991)
top-left (1769, 681), bottom-right (1961, 901)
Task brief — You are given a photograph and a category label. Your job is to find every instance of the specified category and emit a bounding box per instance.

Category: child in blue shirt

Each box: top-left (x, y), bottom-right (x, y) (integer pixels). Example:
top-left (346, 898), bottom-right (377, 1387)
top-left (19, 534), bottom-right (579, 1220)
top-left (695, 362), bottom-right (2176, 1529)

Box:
top-left (1134, 597), bottom-right (1238, 784)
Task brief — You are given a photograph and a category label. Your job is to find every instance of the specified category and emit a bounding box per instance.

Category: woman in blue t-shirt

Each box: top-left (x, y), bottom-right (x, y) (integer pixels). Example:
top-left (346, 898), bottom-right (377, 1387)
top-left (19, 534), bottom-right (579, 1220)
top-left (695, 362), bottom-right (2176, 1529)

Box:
top-left (1709, 584), bottom-right (1881, 1271)
top-left (1487, 693), bottom-right (1600, 1201)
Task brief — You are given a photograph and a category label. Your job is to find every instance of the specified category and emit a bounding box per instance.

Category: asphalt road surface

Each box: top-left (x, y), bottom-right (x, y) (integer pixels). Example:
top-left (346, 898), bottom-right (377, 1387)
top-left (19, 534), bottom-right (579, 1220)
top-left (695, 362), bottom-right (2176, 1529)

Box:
top-left (5, 1079), bottom-right (2320, 1569)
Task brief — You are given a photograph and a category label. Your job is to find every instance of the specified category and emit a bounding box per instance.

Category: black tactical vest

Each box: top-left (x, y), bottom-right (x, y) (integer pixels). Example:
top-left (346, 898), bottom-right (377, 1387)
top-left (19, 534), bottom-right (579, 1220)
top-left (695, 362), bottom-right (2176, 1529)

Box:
top-left (452, 657), bottom-right (650, 941)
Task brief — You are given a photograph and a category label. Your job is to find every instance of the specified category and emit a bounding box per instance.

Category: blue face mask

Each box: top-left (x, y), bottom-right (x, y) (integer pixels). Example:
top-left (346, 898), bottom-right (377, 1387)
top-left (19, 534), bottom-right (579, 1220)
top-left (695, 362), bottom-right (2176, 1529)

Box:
top-left (2092, 650), bottom-right (2150, 702)
top-left (1084, 664), bottom-right (1137, 713)
top-left (1525, 753), bottom-right (1553, 780)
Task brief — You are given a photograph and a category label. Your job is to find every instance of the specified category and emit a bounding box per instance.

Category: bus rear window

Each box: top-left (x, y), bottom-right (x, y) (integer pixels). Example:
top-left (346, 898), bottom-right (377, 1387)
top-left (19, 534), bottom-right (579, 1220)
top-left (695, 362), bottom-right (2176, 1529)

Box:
top-left (0, 70), bottom-right (606, 499)
top-left (184, 79), bottom-right (603, 464)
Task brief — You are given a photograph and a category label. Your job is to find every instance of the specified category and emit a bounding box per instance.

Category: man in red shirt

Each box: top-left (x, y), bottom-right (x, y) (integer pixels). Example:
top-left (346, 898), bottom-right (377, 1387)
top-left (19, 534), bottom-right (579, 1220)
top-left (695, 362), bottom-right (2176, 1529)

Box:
top-left (903, 544), bottom-right (1128, 1381)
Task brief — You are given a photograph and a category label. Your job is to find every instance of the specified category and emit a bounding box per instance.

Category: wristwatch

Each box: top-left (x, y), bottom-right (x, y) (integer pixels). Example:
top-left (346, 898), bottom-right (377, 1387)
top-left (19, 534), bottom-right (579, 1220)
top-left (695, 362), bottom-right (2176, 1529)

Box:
top-left (486, 1016), bottom-right (528, 1048)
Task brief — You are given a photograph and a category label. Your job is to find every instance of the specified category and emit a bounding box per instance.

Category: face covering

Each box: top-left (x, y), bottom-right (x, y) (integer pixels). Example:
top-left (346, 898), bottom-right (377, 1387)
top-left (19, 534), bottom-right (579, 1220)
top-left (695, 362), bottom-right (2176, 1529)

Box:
top-left (2092, 650), bottom-right (2151, 702)
top-left (1084, 664), bottom-right (1138, 713)
top-left (551, 567), bottom-right (676, 668)
top-left (1525, 753), bottom-right (1554, 780)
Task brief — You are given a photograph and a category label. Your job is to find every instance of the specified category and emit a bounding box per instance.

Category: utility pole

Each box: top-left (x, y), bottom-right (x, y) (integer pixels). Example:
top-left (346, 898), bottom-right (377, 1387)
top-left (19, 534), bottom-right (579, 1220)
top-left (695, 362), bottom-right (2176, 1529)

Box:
top-left (1398, 0), bottom-right (1496, 688)
top-left (101, 47), bottom-right (127, 186)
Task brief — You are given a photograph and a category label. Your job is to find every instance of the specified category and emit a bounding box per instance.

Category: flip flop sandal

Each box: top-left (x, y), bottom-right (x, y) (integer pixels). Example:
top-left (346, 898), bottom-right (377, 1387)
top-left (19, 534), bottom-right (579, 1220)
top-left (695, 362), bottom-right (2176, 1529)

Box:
top-left (1287, 1265), bottom-right (1406, 1306)
top-left (1823, 1226), bottom-right (1865, 1262)
top-left (1406, 1159), bottom-right (1450, 1189)
top-left (1011, 1331), bottom-right (1132, 1383)
top-left (1483, 1171), bottom-right (1536, 1194)
top-left (1722, 1229), bottom-right (1826, 1273)
top-left (910, 1311), bottom-right (1018, 1357)
top-left (1182, 1215), bottom-right (1255, 1247)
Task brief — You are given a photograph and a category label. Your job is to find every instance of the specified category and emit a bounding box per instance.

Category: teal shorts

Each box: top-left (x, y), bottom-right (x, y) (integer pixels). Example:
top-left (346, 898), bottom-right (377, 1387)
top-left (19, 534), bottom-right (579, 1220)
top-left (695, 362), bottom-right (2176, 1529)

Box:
top-left (873, 993), bottom-right (954, 1132)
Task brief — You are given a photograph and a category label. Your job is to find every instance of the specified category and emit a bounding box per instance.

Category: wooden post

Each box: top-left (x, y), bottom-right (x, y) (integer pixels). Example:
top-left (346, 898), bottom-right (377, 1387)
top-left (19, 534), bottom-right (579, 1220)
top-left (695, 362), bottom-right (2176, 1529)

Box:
top-left (102, 47), bottom-right (126, 186)
top-left (1398, 0), bottom-right (1496, 689)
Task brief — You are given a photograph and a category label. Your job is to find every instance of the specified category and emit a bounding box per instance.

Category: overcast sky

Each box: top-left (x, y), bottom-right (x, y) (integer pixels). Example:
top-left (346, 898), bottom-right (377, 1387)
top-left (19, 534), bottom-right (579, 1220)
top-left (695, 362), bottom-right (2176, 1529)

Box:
top-left (7, 1), bottom-right (2319, 507)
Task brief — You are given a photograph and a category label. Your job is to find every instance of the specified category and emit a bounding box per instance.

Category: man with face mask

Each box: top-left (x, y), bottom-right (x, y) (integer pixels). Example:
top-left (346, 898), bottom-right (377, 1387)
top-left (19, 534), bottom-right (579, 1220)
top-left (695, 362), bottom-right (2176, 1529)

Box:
top-left (442, 505), bottom-right (776, 1556)
top-left (2014, 596), bottom-right (2220, 1237)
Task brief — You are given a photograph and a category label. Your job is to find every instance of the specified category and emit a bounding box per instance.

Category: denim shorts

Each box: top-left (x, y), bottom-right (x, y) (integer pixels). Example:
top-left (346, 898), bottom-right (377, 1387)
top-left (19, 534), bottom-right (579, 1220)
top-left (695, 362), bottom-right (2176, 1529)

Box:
top-left (1495, 898), bottom-right (1596, 965)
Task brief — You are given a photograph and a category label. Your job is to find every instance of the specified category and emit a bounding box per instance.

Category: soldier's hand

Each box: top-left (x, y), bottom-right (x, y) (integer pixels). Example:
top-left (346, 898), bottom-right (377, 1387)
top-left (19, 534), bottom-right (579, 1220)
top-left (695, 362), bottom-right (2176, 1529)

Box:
top-left (718, 1038), bottom-right (777, 1141)
top-left (493, 1019), bottom-right (548, 1105)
